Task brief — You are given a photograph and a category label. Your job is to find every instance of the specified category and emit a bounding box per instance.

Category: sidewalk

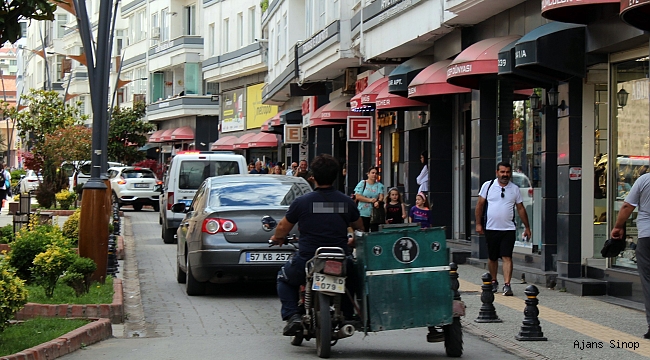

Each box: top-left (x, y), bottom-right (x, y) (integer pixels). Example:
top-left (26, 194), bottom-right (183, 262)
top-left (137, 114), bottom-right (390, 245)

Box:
top-left (457, 262), bottom-right (650, 359)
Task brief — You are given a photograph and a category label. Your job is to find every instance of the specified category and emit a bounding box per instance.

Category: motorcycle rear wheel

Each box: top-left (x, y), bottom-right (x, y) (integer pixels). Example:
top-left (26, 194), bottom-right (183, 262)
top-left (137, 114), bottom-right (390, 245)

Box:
top-left (315, 292), bottom-right (332, 358)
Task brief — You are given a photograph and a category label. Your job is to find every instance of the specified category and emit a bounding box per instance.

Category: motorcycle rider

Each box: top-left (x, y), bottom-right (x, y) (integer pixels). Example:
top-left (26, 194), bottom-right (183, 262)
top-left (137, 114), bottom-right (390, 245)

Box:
top-left (271, 154), bottom-right (364, 336)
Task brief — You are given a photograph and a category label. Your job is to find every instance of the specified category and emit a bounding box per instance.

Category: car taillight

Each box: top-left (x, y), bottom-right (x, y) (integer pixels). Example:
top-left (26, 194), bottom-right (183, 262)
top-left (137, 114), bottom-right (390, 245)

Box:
top-left (156, 180), bottom-right (163, 185)
top-left (528, 188), bottom-right (533, 197)
top-left (27, 179), bottom-right (38, 182)
top-left (167, 192), bottom-right (174, 210)
top-left (324, 260), bottom-right (343, 276)
top-left (117, 179), bottom-right (127, 185)
top-left (202, 218), bottom-right (238, 234)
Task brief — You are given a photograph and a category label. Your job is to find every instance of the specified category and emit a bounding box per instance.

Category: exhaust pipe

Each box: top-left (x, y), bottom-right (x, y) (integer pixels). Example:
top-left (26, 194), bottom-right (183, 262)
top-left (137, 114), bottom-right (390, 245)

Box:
top-left (336, 324), bottom-right (355, 339)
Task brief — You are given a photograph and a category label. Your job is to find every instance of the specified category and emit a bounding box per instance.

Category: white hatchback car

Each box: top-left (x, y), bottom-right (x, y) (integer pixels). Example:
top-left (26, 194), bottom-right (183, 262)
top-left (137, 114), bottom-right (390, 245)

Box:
top-left (108, 166), bottom-right (162, 211)
top-left (20, 170), bottom-right (42, 193)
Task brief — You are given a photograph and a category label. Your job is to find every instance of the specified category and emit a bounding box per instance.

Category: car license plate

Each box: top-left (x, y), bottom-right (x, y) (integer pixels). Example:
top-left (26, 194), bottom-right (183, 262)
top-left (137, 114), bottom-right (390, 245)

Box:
top-left (312, 274), bottom-right (345, 293)
top-left (246, 252), bottom-right (292, 262)
top-left (134, 183), bottom-right (149, 188)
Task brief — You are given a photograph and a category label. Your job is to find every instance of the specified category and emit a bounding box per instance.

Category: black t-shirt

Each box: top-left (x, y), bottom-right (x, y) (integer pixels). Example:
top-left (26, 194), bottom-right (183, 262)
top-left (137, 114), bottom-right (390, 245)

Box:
top-left (285, 187), bottom-right (360, 258)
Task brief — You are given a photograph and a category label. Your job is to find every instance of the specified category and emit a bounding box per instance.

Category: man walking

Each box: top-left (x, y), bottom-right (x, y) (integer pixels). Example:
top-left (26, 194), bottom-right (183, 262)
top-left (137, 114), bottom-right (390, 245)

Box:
top-left (475, 162), bottom-right (531, 296)
top-left (286, 162), bottom-right (298, 176)
top-left (249, 160), bottom-right (268, 174)
top-left (611, 172), bottom-right (650, 338)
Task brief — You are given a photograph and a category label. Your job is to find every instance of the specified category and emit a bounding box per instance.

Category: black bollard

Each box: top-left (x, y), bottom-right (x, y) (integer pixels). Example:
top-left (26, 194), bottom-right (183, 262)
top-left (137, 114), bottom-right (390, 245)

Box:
top-left (450, 262), bottom-right (461, 301)
top-left (106, 234), bottom-right (119, 277)
top-left (515, 285), bottom-right (547, 341)
top-left (475, 272), bottom-right (502, 323)
top-left (427, 262), bottom-right (465, 342)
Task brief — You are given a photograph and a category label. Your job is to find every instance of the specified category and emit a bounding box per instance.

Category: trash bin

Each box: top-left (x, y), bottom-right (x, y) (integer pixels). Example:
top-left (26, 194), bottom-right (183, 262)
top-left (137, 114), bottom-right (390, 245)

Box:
top-left (355, 225), bottom-right (452, 332)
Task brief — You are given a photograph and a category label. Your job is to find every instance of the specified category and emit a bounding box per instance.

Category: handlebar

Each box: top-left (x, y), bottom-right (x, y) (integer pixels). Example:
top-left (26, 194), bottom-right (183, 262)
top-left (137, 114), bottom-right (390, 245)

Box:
top-left (268, 234), bottom-right (298, 247)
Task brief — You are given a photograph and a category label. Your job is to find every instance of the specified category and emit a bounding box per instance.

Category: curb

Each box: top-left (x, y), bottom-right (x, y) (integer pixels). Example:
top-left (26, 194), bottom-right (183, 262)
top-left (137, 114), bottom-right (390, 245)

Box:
top-left (116, 235), bottom-right (124, 260)
top-left (0, 318), bottom-right (112, 360)
top-left (15, 278), bottom-right (124, 324)
top-left (461, 319), bottom-right (551, 360)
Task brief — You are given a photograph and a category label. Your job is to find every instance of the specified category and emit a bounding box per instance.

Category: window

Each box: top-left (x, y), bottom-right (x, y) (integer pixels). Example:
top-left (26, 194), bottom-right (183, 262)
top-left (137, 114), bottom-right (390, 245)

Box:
top-left (248, 7), bottom-right (256, 44)
top-left (129, 9), bottom-right (146, 43)
top-left (282, 14), bottom-right (287, 56)
top-left (208, 23), bottom-right (215, 56)
top-left (328, 0), bottom-right (339, 23)
top-left (270, 29), bottom-right (275, 64)
top-left (183, 4), bottom-right (196, 36)
top-left (223, 18), bottom-right (230, 53)
top-left (10, 60), bottom-right (16, 66)
top-left (305, 1), bottom-right (312, 36)
top-left (317, 1), bottom-right (326, 31)
top-left (19, 22), bottom-right (27, 38)
top-left (55, 55), bottom-right (65, 81)
top-left (79, 96), bottom-right (86, 115)
top-left (275, 20), bottom-right (280, 60)
top-left (151, 12), bottom-right (159, 46)
top-left (161, 8), bottom-right (169, 42)
top-left (116, 29), bottom-right (126, 55)
top-left (237, 13), bottom-right (243, 48)
top-left (56, 14), bottom-right (67, 39)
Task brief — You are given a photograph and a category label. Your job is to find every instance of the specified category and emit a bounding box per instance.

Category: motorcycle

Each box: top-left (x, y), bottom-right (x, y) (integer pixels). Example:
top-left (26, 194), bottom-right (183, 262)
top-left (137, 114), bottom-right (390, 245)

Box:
top-left (271, 238), bottom-right (356, 358)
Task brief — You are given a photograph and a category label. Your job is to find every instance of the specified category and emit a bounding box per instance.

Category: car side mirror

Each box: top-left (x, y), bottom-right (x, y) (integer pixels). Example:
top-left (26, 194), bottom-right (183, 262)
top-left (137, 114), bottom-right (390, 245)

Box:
top-left (171, 202), bottom-right (187, 213)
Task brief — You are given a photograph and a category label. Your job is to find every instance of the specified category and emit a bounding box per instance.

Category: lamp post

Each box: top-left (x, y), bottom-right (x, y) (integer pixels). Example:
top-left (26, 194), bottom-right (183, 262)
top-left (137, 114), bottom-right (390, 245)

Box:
top-left (72, 0), bottom-right (114, 283)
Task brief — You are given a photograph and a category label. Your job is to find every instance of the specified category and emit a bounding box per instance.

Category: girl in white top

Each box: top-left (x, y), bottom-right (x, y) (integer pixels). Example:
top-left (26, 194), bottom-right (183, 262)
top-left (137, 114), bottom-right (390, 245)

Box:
top-left (416, 151), bottom-right (429, 193)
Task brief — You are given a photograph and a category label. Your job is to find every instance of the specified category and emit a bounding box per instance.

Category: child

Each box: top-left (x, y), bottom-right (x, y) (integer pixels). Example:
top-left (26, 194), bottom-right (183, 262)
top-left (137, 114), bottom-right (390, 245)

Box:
top-left (385, 187), bottom-right (406, 224)
top-left (409, 192), bottom-right (432, 228)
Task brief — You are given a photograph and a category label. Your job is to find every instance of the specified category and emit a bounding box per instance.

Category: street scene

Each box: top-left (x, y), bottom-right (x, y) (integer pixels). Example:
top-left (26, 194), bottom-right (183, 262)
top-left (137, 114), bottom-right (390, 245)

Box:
top-left (1, 0), bottom-right (650, 359)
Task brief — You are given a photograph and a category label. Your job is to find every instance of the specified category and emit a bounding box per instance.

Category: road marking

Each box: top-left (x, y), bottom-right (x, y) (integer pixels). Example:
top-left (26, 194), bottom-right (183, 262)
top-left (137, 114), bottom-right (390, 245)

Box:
top-left (459, 279), bottom-right (650, 357)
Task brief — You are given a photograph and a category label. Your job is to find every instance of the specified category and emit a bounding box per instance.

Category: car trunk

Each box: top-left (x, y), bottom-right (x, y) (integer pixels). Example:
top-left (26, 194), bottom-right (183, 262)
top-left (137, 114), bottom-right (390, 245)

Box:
top-left (126, 178), bottom-right (157, 191)
top-left (211, 207), bottom-right (295, 244)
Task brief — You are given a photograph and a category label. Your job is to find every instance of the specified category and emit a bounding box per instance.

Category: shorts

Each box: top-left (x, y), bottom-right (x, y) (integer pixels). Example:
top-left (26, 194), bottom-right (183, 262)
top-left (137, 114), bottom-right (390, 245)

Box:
top-left (485, 230), bottom-right (516, 261)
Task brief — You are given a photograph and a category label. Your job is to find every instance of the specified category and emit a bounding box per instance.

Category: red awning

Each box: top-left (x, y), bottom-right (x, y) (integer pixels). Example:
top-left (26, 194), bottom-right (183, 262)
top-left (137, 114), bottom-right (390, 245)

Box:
top-left (542, 0), bottom-right (619, 24)
top-left (170, 126), bottom-right (194, 141)
top-left (375, 86), bottom-right (426, 110)
top-left (159, 129), bottom-right (176, 142)
top-left (248, 132), bottom-right (278, 148)
top-left (408, 60), bottom-right (471, 98)
top-left (310, 96), bottom-right (352, 125)
top-left (211, 136), bottom-right (238, 150)
top-left (148, 130), bottom-right (165, 143)
top-left (233, 133), bottom-right (257, 149)
top-left (261, 119), bottom-right (272, 132)
top-left (446, 36), bottom-right (521, 89)
top-left (620, 0), bottom-right (650, 32)
top-left (351, 78), bottom-right (389, 111)
top-left (514, 89), bottom-right (534, 101)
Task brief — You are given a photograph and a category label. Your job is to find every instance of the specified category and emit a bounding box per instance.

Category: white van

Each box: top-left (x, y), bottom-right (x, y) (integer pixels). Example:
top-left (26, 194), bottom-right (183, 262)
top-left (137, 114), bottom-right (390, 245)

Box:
top-left (160, 151), bottom-right (247, 243)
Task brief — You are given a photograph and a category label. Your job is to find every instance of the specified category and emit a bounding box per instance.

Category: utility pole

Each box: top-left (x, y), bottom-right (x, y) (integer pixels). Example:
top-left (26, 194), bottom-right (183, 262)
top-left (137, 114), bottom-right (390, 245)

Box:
top-left (73, 0), bottom-right (115, 282)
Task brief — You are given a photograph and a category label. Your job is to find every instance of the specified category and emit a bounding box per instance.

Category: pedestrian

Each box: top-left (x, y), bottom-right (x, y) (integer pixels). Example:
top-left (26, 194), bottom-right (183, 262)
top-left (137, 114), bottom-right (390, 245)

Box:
top-left (416, 151), bottom-right (429, 194)
top-left (247, 162), bottom-right (255, 172)
top-left (272, 164), bottom-right (283, 175)
top-left (409, 192), bottom-right (432, 228)
top-left (293, 160), bottom-right (309, 179)
top-left (286, 162), bottom-right (297, 176)
top-left (385, 187), bottom-right (406, 224)
top-left (0, 163), bottom-right (10, 209)
top-left (249, 160), bottom-right (268, 174)
top-left (611, 172), bottom-right (650, 338)
top-left (475, 162), bottom-right (531, 296)
top-left (354, 166), bottom-right (385, 232)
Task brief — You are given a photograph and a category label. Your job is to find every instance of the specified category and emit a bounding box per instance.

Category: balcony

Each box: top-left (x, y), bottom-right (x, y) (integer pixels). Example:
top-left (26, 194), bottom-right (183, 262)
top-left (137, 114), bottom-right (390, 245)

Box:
top-left (148, 36), bottom-right (203, 72)
top-left (444, 0), bottom-right (527, 26)
top-left (146, 95), bottom-right (219, 122)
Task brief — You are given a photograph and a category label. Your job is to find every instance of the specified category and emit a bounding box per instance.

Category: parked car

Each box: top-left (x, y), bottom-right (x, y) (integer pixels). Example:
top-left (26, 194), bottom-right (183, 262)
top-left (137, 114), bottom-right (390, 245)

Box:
top-left (108, 166), bottom-right (162, 211)
top-left (160, 151), bottom-right (247, 244)
top-left (19, 170), bottom-right (42, 193)
top-left (174, 175), bottom-right (312, 296)
top-left (62, 161), bottom-right (125, 193)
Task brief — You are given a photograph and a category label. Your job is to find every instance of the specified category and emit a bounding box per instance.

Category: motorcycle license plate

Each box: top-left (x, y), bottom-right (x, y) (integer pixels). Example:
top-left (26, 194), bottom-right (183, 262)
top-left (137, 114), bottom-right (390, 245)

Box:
top-left (246, 252), bottom-right (292, 262)
top-left (312, 274), bottom-right (345, 293)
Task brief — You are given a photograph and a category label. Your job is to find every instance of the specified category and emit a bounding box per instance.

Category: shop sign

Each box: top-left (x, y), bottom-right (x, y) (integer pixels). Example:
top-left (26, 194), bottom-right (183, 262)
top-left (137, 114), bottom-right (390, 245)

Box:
top-left (347, 116), bottom-right (373, 142)
top-left (221, 88), bottom-right (245, 133)
top-left (447, 64), bottom-right (472, 77)
top-left (569, 167), bottom-right (582, 180)
top-left (246, 83), bottom-right (278, 130)
top-left (284, 125), bottom-right (303, 144)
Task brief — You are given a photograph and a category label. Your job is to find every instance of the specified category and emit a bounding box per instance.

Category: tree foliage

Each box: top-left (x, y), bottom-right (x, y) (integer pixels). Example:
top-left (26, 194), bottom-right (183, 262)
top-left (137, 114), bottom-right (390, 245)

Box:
top-left (0, 0), bottom-right (62, 45)
top-left (40, 126), bottom-right (92, 168)
top-left (108, 102), bottom-right (153, 165)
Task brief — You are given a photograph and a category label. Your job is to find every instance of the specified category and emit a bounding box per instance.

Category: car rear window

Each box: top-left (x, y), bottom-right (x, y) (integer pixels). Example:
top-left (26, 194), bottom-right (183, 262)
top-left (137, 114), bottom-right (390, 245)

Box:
top-left (209, 182), bottom-right (311, 207)
top-left (122, 169), bottom-right (155, 178)
top-left (178, 161), bottom-right (241, 189)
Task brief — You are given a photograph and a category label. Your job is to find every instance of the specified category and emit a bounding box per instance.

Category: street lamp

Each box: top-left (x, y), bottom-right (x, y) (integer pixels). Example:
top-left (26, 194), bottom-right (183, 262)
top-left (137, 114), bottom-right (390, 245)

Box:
top-left (617, 88), bottom-right (629, 108)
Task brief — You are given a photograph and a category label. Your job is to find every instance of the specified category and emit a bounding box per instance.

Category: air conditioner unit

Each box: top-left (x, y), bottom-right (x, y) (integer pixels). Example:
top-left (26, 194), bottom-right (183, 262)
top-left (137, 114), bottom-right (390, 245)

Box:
top-left (344, 68), bottom-right (358, 93)
top-left (151, 27), bottom-right (161, 39)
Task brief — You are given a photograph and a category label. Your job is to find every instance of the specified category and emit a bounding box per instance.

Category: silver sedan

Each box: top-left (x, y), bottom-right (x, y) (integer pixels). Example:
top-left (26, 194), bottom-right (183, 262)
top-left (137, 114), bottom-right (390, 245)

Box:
top-left (174, 175), bottom-right (312, 296)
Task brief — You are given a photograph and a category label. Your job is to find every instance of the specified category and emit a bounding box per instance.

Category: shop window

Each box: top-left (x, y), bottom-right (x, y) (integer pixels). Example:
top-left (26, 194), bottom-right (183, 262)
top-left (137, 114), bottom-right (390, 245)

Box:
top-left (611, 56), bottom-right (650, 269)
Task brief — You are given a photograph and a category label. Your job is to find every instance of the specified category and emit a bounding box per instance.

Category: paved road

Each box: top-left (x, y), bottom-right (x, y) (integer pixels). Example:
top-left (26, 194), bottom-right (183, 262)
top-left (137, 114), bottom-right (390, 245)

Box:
top-left (62, 211), bottom-right (522, 360)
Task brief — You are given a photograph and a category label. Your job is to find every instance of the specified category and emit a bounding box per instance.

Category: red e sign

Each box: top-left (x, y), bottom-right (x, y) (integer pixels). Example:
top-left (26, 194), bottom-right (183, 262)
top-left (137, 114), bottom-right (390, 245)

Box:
top-left (347, 116), bottom-right (373, 142)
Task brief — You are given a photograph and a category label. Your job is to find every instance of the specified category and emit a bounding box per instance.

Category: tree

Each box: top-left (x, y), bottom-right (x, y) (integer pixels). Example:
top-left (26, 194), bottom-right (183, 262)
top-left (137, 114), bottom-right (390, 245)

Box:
top-left (12, 89), bottom-right (86, 207)
top-left (41, 125), bottom-right (91, 171)
top-left (108, 102), bottom-right (154, 165)
top-left (0, 1), bottom-right (63, 45)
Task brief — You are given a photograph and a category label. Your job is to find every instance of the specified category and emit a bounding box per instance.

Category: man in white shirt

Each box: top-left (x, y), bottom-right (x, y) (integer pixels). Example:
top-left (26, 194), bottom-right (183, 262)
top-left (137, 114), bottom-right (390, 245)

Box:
top-left (611, 173), bottom-right (650, 339)
top-left (475, 162), bottom-right (531, 296)
top-left (285, 162), bottom-right (298, 176)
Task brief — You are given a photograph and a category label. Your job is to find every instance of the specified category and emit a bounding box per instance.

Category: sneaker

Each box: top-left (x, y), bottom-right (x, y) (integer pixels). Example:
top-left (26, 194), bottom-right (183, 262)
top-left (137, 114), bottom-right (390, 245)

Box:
top-left (502, 284), bottom-right (513, 296)
top-left (283, 314), bottom-right (303, 336)
top-left (644, 328), bottom-right (650, 339)
top-left (492, 280), bottom-right (499, 293)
